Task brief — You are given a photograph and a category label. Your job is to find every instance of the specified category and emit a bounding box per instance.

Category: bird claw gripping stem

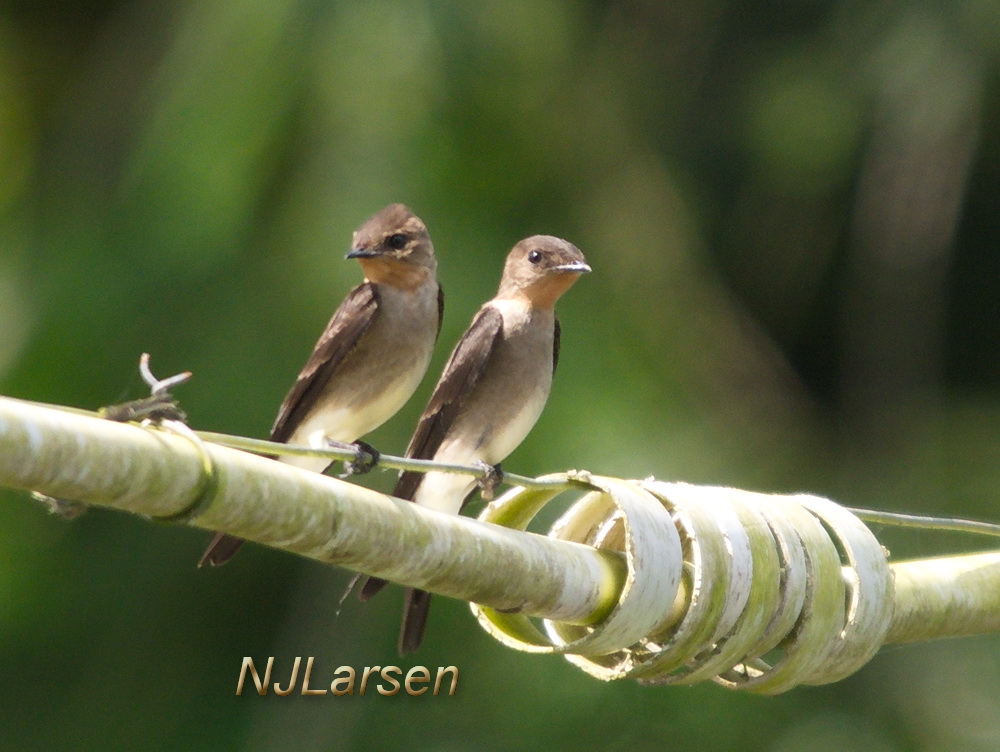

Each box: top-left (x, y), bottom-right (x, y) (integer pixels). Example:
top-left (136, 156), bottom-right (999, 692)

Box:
top-left (342, 440), bottom-right (381, 476)
top-left (475, 461), bottom-right (504, 500)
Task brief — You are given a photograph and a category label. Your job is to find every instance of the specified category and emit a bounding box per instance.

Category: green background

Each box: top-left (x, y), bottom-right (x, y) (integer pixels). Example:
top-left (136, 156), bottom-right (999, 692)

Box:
top-left (2, 1), bottom-right (1000, 750)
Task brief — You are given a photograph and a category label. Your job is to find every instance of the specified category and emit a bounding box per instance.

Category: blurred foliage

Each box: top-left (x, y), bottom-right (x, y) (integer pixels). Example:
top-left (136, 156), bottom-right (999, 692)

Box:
top-left (2, 1), bottom-right (1000, 750)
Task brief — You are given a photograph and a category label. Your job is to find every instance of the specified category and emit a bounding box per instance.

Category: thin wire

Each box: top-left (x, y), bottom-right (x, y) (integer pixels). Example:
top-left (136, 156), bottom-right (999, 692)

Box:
top-left (193, 431), bottom-right (1000, 534)
top-left (35, 352), bottom-right (1000, 539)
top-left (848, 507), bottom-right (1000, 539)
top-left (193, 431), bottom-right (582, 491)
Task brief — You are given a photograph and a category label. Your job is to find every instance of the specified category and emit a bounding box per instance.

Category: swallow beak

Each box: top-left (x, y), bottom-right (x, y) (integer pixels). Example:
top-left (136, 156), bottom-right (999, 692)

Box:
top-left (554, 261), bottom-right (592, 274)
top-left (346, 247), bottom-right (380, 260)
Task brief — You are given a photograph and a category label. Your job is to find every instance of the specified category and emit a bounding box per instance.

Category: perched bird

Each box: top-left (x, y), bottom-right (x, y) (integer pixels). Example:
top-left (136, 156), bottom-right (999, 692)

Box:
top-left (199, 203), bottom-right (443, 567)
top-left (360, 235), bottom-right (591, 654)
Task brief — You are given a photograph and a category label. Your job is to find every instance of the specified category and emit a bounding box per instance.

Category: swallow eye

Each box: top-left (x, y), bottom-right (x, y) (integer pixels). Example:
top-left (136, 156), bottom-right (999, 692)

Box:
top-left (387, 233), bottom-right (408, 250)
top-left (527, 250), bottom-right (543, 264)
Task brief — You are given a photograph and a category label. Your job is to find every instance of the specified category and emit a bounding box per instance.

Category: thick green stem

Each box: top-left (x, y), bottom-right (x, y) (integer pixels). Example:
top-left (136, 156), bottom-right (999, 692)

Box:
top-left (0, 396), bottom-right (623, 625)
top-left (3, 395), bottom-right (1000, 657)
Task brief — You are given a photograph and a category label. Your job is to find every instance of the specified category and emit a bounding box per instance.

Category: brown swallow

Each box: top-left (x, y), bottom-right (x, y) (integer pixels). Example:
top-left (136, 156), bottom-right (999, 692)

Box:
top-left (360, 235), bottom-right (590, 653)
top-left (199, 203), bottom-right (443, 566)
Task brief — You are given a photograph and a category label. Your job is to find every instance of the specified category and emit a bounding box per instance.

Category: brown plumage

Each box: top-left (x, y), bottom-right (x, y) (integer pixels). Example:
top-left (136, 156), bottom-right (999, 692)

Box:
top-left (199, 204), bottom-right (442, 567)
top-left (359, 235), bottom-right (590, 654)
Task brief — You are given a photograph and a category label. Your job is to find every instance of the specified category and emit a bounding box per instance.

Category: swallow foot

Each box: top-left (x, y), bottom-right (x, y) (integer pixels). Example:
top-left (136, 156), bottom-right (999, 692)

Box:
top-left (475, 461), bottom-right (504, 500)
top-left (344, 440), bottom-right (380, 476)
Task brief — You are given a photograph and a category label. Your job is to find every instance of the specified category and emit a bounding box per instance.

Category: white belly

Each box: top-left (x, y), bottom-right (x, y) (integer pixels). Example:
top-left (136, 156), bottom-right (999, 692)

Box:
top-left (280, 364), bottom-right (425, 473)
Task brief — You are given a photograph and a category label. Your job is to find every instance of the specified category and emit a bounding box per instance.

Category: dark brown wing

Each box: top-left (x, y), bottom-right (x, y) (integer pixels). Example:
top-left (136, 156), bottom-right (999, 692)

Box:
top-left (201, 284), bottom-right (379, 568)
top-left (393, 305), bottom-right (504, 501)
top-left (269, 282), bottom-right (380, 443)
top-left (358, 305), bottom-right (501, 599)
